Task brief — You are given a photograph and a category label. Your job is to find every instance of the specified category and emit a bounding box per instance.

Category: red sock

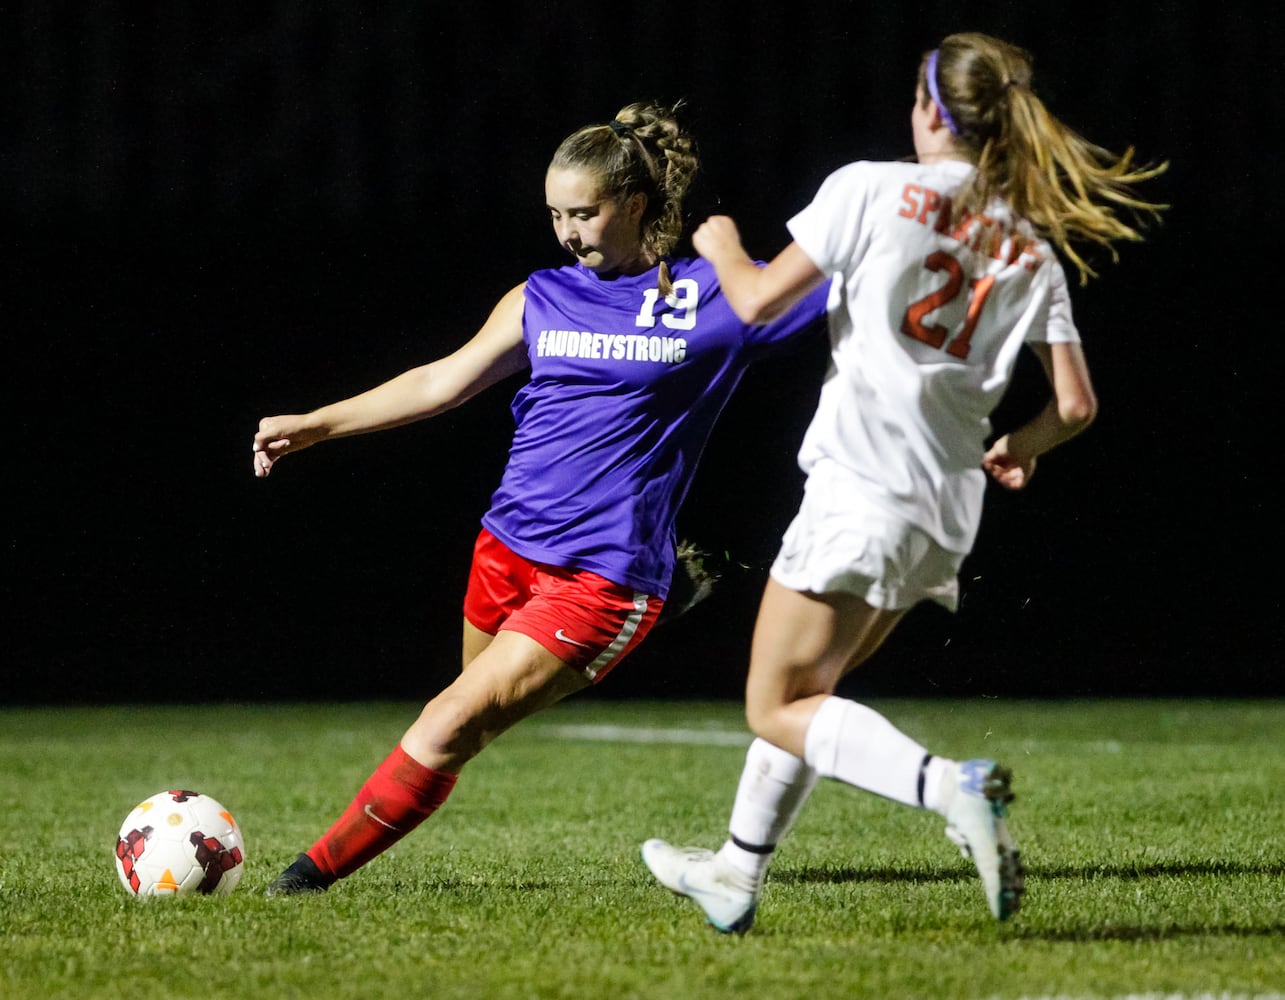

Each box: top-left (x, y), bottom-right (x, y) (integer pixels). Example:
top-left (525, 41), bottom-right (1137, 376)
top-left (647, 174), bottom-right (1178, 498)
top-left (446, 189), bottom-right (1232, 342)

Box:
top-left (307, 744), bottom-right (458, 880)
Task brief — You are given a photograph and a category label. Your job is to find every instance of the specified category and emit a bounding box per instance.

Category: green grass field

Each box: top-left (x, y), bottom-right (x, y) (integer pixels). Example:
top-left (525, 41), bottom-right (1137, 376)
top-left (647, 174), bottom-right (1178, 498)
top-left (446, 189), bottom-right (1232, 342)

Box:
top-left (2, 699), bottom-right (1282, 999)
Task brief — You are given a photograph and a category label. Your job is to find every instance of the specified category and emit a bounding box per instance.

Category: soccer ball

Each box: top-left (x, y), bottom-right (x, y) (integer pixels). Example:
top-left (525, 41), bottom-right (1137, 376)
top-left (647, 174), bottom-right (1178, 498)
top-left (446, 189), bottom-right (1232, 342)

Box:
top-left (114, 790), bottom-right (246, 897)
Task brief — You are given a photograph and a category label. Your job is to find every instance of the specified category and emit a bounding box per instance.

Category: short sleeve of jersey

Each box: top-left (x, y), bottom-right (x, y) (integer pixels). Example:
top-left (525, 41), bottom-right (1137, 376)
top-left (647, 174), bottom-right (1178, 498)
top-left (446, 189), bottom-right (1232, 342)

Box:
top-left (1031, 261), bottom-right (1080, 345)
top-left (786, 162), bottom-right (874, 277)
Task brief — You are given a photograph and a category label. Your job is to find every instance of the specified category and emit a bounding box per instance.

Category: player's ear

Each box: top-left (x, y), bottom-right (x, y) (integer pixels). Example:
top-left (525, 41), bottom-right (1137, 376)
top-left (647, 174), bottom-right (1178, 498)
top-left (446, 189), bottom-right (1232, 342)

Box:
top-left (627, 190), bottom-right (648, 223)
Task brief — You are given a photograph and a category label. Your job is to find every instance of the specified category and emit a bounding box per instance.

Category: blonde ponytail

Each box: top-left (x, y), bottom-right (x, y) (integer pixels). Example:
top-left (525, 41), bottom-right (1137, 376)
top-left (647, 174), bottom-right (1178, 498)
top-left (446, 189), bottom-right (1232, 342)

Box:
top-left (925, 33), bottom-right (1167, 283)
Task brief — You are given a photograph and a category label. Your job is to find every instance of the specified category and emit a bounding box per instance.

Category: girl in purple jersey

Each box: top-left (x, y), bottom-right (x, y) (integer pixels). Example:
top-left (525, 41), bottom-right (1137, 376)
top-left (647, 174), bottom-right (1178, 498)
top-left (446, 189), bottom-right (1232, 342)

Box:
top-left (643, 32), bottom-right (1166, 931)
top-left (252, 102), bottom-right (828, 894)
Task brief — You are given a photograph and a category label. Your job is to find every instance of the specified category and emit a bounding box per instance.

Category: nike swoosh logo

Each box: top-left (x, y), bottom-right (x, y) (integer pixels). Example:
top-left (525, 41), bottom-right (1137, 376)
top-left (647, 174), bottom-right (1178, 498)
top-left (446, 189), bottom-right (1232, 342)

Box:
top-left (554, 629), bottom-right (593, 650)
top-left (677, 872), bottom-right (723, 903)
top-left (364, 804), bottom-right (400, 832)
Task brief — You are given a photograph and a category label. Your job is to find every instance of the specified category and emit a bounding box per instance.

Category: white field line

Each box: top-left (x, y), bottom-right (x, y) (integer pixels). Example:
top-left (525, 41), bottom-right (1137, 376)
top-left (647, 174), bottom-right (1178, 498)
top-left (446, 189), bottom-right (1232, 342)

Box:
top-left (537, 723), bottom-right (752, 747)
top-left (532, 727), bottom-right (1265, 757)
top-left (530, 724), bottom-right (1263, 757)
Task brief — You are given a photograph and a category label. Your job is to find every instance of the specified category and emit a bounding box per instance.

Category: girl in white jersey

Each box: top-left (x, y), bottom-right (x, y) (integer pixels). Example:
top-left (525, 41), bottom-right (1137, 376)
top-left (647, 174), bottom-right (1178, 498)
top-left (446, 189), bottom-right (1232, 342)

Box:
top-left (251, 103), bottom-right (827, 895)
top-left (643, 32), bottom-right (1166, 930)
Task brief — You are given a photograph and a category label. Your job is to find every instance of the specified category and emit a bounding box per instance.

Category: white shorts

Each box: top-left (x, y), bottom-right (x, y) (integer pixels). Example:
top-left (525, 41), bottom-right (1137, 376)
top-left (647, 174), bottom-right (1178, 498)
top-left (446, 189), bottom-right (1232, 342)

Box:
top-left (770, 462), bottom-right (963, 612)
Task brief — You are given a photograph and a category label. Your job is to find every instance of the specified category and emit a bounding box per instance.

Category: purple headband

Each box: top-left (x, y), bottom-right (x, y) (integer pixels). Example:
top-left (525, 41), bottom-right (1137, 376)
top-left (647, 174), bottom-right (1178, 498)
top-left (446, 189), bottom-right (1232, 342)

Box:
top-left (925, 49), bottom-right (962, 137)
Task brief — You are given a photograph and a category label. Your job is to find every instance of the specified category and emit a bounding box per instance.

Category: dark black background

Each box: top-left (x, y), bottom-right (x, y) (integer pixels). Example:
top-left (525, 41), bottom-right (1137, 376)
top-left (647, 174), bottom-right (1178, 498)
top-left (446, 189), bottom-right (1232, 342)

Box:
top-left (8, 4), bottom-right (1279, 703)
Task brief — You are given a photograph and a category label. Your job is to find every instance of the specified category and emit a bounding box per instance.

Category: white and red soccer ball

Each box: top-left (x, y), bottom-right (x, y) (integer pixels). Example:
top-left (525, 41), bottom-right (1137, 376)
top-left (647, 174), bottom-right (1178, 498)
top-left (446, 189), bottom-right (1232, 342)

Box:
top-left (114, 790), bottom-right (246, 896)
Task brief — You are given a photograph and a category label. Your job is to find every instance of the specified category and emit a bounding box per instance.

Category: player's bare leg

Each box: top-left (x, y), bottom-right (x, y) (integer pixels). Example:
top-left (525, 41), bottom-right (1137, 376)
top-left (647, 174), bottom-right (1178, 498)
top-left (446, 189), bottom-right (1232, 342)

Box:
top-left (748, 586), bottom-right (1023, 918)
top-left (646, 579), bottom-right (1021, 928)
top-left (461, 617), bottom-right (496, 669)
top-left (645, 582), bottom-right (898, 930)
top-left (743, 580), bottom-right (904, 756)
top-left (268, 628), bottom-right (586, 895)
top-left (401, 630), bottom-right (589, 773)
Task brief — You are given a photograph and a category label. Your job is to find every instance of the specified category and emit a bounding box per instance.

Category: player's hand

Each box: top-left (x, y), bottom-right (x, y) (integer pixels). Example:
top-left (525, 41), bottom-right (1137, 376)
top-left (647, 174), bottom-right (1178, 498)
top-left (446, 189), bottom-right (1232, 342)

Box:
top-left (252, 415), bottom-right (322, 478)
top-left (982, 434), bottom-right (1037, 490)
top-left (692, 215), bottom-right (748, 266)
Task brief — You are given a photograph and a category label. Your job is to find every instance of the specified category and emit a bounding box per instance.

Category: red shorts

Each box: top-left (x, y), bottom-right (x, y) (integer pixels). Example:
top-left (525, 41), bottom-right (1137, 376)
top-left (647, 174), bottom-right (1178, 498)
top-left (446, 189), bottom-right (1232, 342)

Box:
top-left (462, 528), bottom-right (663, 682)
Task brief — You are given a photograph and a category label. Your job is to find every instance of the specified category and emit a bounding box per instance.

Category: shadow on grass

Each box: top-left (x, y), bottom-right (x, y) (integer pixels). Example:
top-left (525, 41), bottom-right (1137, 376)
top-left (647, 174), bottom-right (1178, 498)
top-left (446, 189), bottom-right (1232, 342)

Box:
top-left (775, 860), bottom-right (1284, 940)
top-left (1012, 923), bottom-right (1285, 942)
top-left (779, 857), bottom-right (1281, 885)
top-left (1030, 859), bottom-right (1285, 879)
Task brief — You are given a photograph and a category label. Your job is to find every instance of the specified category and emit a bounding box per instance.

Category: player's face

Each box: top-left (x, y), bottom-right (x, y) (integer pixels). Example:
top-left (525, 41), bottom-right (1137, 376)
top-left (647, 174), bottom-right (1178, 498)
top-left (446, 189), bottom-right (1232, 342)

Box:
top-left (911, 81), bottom-right (964, 164)
top-left (546, 166), bottom-right (650, 275)
top-left (911, 82), bottom-right (934, 156)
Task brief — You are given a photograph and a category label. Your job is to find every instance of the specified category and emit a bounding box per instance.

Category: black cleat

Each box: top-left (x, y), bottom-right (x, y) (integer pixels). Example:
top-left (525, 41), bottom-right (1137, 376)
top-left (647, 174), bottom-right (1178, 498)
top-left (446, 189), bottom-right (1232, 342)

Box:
top-left (265, 853), bottom-right (334, 896)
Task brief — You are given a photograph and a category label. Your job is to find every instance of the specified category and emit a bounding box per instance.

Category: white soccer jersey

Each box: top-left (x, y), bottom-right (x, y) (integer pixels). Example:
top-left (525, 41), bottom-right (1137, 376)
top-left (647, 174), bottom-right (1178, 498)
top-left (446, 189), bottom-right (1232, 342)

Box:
top-left (787, 159), bottom-right (1080, 554)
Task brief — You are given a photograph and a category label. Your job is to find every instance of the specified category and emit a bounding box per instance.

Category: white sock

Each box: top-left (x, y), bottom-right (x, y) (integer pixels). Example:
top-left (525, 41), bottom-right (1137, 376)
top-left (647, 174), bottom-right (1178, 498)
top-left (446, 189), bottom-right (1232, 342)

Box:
top-left (920, 756), bottom-right (956, 814)
top-left (718, 738), bottom-right (818, 886)
top-left (803, 696), bottom-right (955, 809)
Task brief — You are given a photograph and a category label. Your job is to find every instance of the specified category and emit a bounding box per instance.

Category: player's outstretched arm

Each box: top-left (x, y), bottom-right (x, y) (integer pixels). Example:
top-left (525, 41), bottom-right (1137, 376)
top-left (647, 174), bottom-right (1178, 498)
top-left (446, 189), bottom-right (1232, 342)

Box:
top-left (983, 341), bottom-right (1097, 490)
top-left (693, 216), bottom-right (827, 325)
top-left (253, 284), bottom-right (529, 478)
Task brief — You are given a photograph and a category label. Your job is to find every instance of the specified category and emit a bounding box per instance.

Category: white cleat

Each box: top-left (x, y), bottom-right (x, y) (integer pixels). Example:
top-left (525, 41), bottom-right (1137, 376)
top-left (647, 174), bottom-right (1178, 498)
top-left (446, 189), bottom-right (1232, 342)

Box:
top-left (943, 759), bottom-right (1024, 920)
top-left (641, 839), bottom-right (758, 934)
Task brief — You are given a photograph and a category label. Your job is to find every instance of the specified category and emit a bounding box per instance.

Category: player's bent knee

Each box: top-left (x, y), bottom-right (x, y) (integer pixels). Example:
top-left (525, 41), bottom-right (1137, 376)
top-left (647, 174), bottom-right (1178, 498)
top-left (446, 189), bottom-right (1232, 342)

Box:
top-left (405, 693), bottom-right (495, 769)
top-left (744, 699), bottom-right (790, 747)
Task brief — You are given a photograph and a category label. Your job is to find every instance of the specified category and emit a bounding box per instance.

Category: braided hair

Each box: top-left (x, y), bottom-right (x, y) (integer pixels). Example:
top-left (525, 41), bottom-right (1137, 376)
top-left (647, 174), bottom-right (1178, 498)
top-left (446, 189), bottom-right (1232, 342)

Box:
top-left (549, 101), bottom-right (699, 294)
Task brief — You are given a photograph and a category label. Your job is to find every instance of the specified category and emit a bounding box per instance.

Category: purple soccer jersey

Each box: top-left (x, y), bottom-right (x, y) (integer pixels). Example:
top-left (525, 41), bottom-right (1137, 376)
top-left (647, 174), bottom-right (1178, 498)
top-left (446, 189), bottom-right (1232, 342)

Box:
top-left (480, 257), bottom-right (828, 598)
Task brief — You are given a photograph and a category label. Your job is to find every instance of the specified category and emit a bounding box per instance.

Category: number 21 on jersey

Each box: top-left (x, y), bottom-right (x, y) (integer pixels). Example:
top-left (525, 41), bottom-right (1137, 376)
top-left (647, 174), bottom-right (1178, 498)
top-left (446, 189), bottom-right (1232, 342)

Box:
top-left (900, 251), bottom-right (995, 360)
